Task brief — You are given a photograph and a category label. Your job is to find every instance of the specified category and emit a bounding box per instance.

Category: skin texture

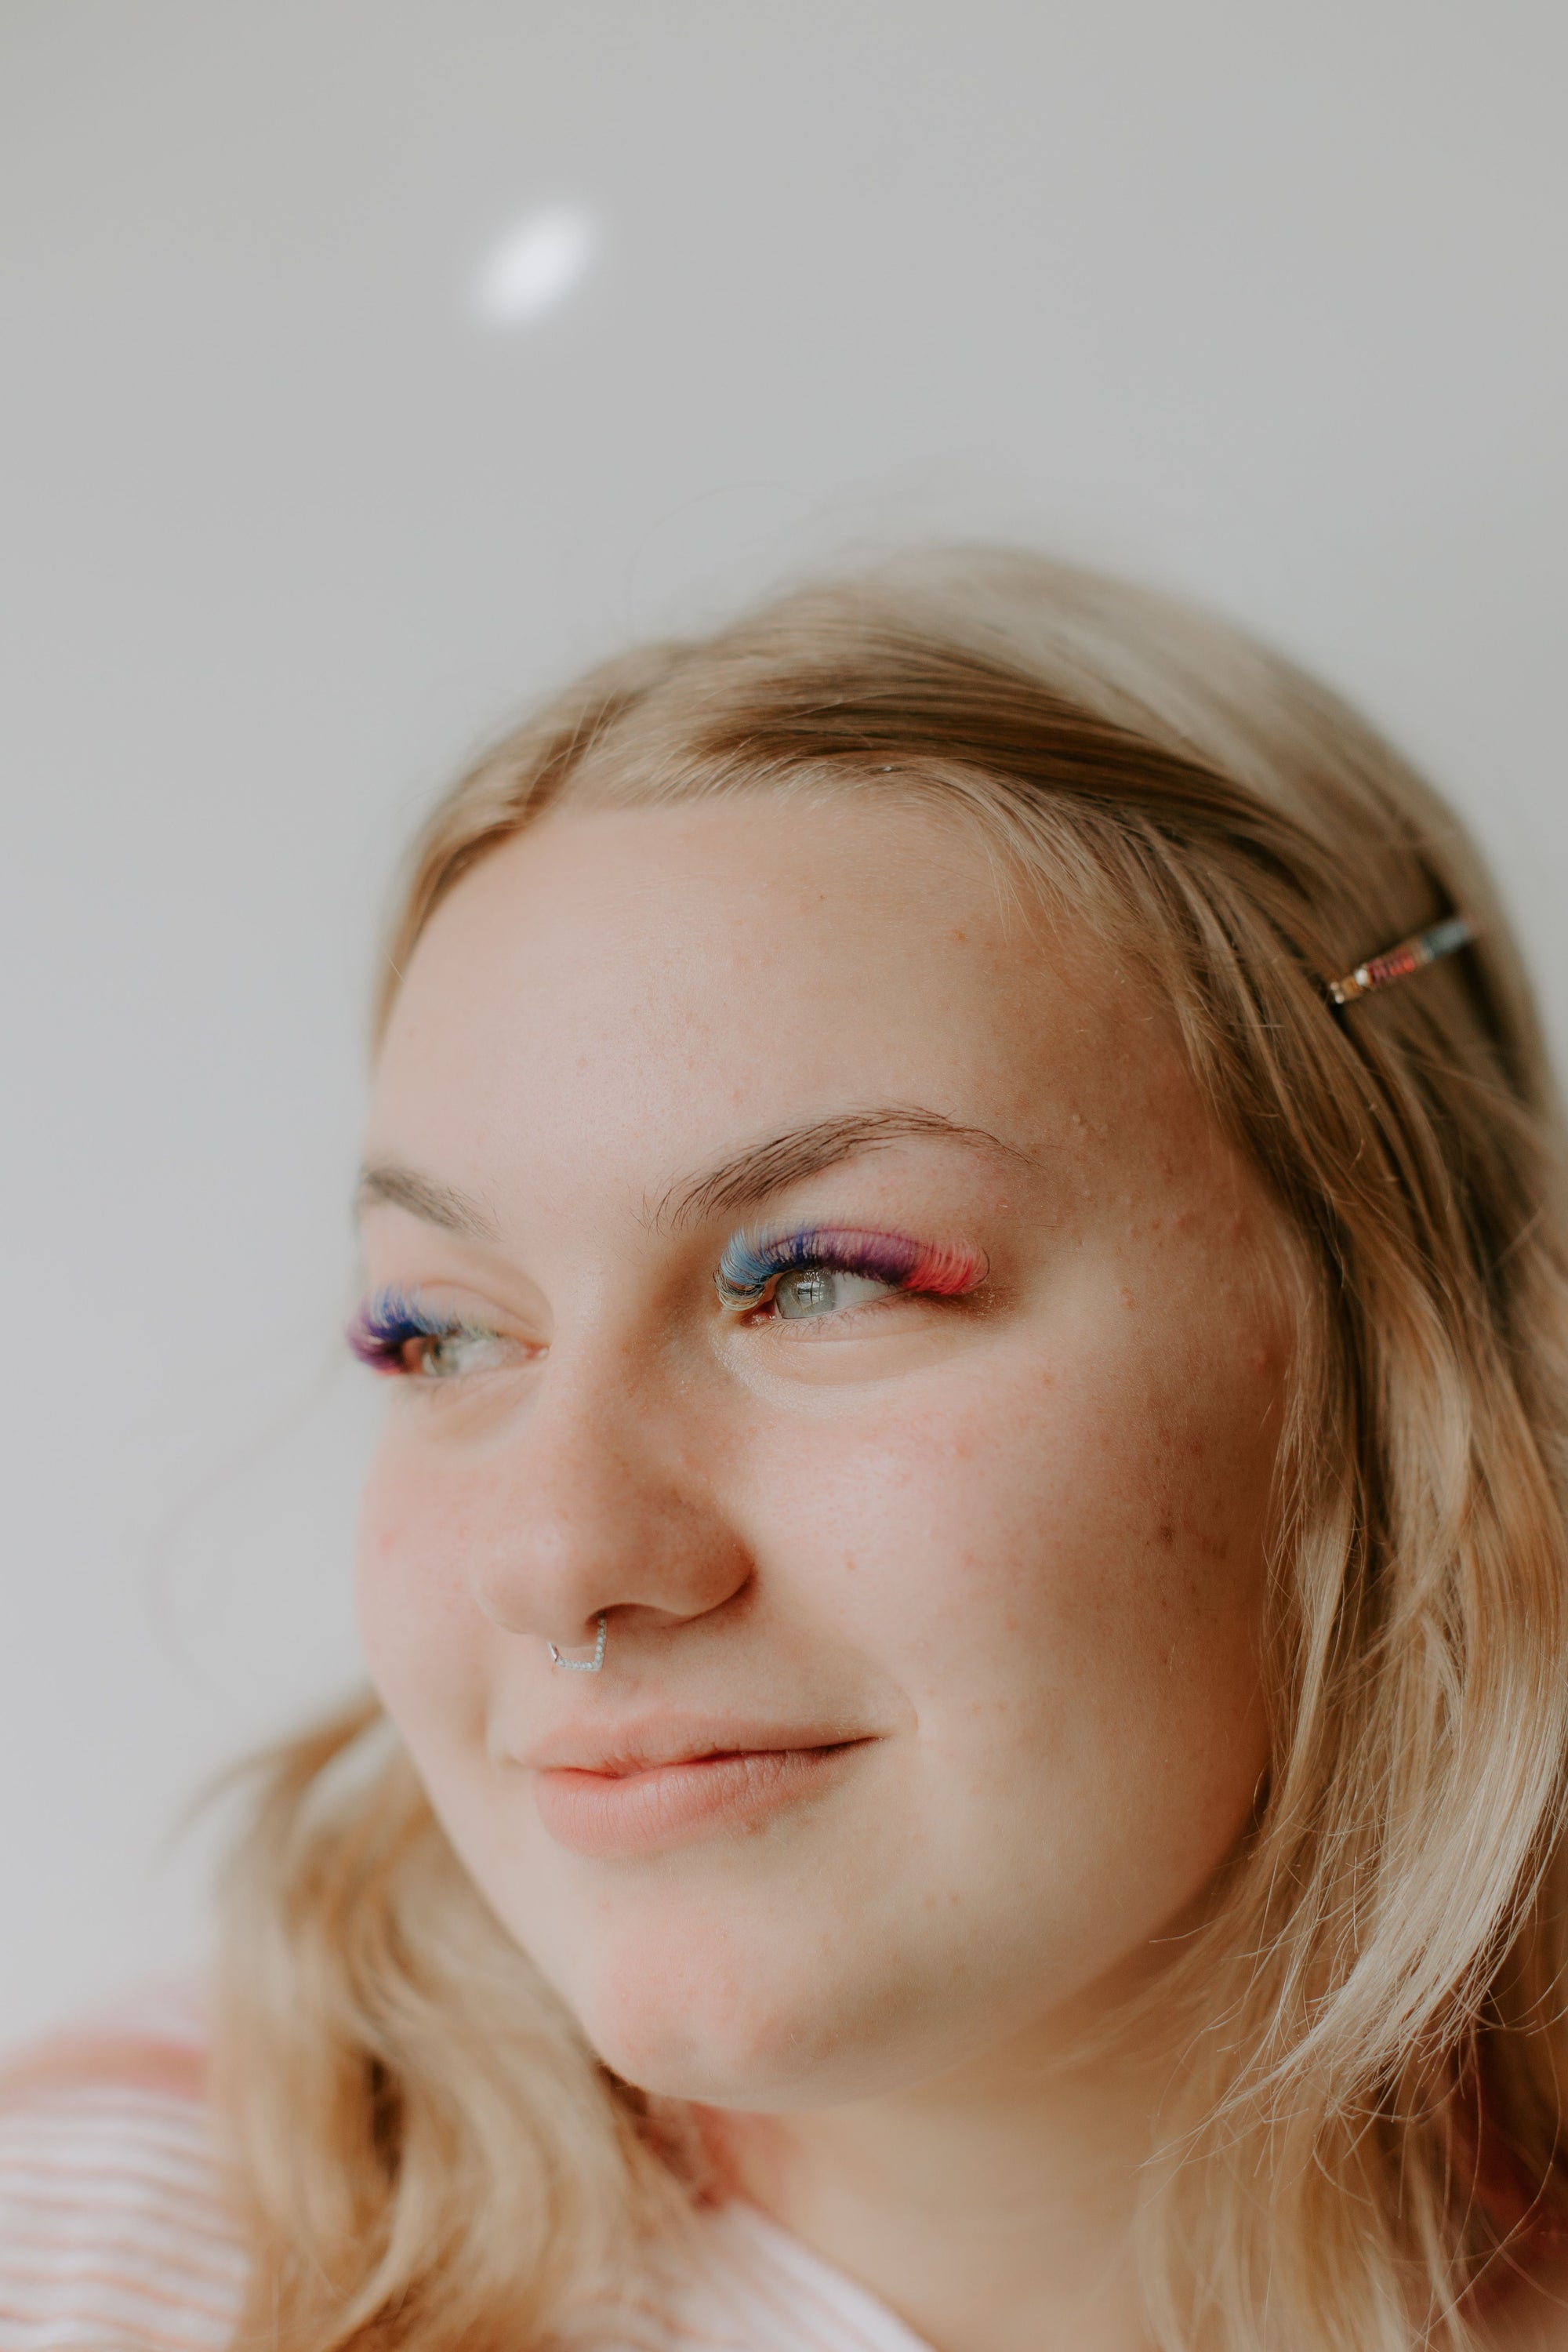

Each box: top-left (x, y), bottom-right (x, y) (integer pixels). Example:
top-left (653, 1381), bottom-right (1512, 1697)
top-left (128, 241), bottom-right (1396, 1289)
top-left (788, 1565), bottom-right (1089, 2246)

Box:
top-left (355, 795), bottom-right (1293, 2351)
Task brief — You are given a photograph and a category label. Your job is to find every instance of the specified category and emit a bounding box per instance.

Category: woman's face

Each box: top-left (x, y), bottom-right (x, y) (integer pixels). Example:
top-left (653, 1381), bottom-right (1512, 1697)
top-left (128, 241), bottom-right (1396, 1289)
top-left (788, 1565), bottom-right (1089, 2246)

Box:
top-left (356, 795), bottom-right (1290, 2106)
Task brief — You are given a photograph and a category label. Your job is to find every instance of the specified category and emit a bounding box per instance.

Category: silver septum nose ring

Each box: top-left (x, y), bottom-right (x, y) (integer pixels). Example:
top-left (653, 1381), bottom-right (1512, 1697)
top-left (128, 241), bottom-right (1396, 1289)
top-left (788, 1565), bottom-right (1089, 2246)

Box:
top-left (548, 1614), bottom-right (608, 1674)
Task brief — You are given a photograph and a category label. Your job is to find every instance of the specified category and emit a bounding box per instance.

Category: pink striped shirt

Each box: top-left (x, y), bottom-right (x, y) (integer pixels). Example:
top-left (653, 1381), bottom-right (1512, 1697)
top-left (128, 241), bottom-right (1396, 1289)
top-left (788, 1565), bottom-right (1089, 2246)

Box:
top-left (0, 1987), bottom-right (931, 2352)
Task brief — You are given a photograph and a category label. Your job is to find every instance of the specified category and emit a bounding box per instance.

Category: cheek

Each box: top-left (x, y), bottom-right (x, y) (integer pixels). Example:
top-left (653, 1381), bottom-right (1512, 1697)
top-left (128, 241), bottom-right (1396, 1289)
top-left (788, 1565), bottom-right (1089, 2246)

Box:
top-left (354, 1437), bottom-right (491, 1740)
top-left (745, 1316), bottom-right (1279, 1849)
top-left (765, 1359), bottom-right (1269, 1664)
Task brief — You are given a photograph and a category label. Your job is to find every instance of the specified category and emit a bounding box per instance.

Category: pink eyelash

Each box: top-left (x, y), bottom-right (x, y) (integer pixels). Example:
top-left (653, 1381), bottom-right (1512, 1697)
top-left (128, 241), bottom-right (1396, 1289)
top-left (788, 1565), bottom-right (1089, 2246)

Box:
top-left (715, 1225), bottom-right (987, 1307)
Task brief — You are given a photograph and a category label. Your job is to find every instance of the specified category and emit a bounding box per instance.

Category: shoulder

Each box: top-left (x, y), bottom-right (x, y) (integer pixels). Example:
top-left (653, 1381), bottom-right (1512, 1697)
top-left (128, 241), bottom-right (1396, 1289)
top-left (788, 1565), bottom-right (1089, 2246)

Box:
top-left (662, 2201), bottom-right (935, 2352)
top-left (0, 1984), bottom-right (246, 2352)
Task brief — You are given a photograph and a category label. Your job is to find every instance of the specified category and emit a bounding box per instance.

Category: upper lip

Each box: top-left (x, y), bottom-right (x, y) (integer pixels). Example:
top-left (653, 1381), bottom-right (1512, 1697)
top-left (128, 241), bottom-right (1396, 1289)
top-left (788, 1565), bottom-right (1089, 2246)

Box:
top-left (517, 1715), bottom-right (872, 1777)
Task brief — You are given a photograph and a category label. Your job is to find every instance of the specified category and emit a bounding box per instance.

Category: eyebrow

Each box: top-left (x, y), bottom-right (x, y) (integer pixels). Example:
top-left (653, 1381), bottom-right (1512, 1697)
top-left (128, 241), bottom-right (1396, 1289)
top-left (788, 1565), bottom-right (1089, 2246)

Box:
top-left (654, 1107), bottom-right (1029, 1232)
top-left (354, 1161), bottom-right (500, 1240)
top-left (356, 1109), bottom-right (1029, 1247)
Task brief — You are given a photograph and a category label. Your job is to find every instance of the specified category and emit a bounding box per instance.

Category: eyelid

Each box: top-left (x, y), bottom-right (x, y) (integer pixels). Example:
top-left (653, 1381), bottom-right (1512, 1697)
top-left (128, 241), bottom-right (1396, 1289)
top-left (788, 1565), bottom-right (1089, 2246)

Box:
top-left (714, 1225), bottom-right (986, 1310)
top-left (347, 1284), bottom-right (499, 1374)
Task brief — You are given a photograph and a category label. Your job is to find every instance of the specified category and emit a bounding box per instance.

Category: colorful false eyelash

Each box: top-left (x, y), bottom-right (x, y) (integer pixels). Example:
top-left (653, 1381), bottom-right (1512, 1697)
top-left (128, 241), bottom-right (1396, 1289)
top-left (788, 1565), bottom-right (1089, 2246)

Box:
top-left (713, 1225), bottom-right (985, 1310)
top-left (347, 1286), bottom-right (490, 1373)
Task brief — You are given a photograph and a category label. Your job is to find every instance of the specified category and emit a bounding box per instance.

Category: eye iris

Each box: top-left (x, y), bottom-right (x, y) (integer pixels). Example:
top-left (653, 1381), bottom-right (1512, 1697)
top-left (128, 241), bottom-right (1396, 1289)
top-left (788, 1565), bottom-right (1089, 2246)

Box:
top-left (775, 1268), bottom-right (837, 1319)
top-left (416, 1330), bottom-right (490, 1376)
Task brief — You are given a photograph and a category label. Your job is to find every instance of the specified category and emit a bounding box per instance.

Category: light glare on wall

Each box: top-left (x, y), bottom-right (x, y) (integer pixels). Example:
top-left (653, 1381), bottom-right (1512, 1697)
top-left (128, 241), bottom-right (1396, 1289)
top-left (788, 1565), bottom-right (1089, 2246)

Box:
top-left (473, 205), bottom-right (598, 327)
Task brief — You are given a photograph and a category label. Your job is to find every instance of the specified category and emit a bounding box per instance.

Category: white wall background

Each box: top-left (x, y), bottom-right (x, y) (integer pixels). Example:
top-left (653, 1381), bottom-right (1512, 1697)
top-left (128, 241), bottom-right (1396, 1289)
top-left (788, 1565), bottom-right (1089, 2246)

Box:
top-left (2, 0), bottom-right (1564, 2045)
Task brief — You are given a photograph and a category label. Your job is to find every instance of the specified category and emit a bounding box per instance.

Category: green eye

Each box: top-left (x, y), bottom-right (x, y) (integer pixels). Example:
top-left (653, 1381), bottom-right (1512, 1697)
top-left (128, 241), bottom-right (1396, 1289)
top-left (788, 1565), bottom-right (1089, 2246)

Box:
top-left (771, 1268), bottom-right (895, 1319)
top-left (416, 1330), bottom-right (510, 1378)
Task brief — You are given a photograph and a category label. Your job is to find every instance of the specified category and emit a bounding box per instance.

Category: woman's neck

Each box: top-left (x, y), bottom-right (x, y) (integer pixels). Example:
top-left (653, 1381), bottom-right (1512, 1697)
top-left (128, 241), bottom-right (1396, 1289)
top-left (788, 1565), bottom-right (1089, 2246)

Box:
top-left (711, 2025), bottom-right (1171, 2352)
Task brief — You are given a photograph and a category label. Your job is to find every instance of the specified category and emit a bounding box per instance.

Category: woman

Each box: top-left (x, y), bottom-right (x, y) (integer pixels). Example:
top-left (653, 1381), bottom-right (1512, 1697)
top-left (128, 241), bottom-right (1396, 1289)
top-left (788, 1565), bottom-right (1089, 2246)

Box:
top-left (5, 550), bottom-right (1568, 2351)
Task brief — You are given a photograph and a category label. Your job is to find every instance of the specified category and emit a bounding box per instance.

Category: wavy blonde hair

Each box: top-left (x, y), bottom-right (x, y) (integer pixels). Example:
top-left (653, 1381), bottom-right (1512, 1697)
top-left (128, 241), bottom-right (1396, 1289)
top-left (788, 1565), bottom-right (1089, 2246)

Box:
top-left (216, 550), bottom-right (1568, 2350)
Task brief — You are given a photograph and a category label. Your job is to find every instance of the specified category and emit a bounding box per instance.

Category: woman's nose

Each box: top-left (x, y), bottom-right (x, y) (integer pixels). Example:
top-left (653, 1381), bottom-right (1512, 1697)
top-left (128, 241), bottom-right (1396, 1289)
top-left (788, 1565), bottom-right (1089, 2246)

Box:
top-left (465, 1363), bottom-right (750, 1653)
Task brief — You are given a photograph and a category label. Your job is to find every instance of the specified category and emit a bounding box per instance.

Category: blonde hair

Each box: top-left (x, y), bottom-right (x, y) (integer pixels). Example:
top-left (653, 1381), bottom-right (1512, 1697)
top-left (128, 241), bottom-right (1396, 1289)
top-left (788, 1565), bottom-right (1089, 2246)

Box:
top-left (217, 550), bottom-right (1568, 2350)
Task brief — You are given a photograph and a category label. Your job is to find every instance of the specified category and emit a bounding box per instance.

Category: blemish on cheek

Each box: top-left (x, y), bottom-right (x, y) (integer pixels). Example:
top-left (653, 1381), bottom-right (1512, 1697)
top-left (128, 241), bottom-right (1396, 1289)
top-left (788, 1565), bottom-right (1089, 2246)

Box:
top-left (1120, 1286), bottom-right (1136, 1310)
top-left (1156, 1521), bottom-right (1177, 1552)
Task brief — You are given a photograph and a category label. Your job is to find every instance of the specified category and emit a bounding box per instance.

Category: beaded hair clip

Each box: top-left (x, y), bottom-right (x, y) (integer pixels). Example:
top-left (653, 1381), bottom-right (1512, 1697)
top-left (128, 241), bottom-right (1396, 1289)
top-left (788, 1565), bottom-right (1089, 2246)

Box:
top-left (1327, 914), bottom-right (1476, 1009)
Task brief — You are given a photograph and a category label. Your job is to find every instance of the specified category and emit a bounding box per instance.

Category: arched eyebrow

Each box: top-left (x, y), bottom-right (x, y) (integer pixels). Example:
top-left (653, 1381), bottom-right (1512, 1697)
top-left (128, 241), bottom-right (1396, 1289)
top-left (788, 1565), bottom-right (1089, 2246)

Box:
top-left (355, 1162), bottom-right (499, 1240)
top-left (357, 1112), bottom-right (1031, 1243)
top-left (653, 1107), bottom-right (1029, 1233)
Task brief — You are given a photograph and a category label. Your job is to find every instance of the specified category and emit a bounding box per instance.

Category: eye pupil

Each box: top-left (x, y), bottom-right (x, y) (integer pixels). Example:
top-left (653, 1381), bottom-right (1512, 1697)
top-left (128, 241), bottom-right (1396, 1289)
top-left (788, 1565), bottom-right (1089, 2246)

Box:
top-left (777, 1269), bottom-right (835, 1317)
top-left (418, 1333), bottom-right (477, 1376)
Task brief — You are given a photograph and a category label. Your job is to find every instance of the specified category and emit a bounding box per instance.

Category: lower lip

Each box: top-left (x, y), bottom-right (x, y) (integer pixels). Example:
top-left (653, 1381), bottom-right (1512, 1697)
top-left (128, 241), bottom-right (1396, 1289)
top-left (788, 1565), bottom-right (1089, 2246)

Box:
top-left (533, 1743), bottom-right (864, 1858)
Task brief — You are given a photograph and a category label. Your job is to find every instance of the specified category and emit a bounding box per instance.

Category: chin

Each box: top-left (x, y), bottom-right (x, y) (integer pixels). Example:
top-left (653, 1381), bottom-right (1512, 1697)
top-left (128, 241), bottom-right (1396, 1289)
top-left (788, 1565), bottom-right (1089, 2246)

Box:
top-left (532, 1900), bottom-right (978, 2111)
top-left (549, 1927), bottom-right (844, 2103)
top-left (582, 1993), bottom-right (890, 2109)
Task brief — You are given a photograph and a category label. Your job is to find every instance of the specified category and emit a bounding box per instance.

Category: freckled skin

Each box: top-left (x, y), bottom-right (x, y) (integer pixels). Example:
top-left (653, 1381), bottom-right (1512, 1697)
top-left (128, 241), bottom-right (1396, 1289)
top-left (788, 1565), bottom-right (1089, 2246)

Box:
top-left (355, 797), bottom-right (1290, 2110)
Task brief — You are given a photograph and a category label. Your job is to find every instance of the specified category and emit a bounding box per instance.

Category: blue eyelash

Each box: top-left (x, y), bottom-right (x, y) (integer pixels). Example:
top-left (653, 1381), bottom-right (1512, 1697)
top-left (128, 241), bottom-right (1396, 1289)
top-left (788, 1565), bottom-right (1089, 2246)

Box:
top-left (347, 1286), bottom-right (485, 1374)
top-left (715, 1225), bottom-right (927, 1309)
top-left (717, 1231), bottom-right (808, 1299)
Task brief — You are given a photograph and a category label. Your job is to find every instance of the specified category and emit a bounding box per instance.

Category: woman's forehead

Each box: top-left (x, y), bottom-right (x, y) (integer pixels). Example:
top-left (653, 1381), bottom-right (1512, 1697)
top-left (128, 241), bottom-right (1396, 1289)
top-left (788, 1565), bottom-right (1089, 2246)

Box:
top-left (367, 797), bottom-right (1192, 1209)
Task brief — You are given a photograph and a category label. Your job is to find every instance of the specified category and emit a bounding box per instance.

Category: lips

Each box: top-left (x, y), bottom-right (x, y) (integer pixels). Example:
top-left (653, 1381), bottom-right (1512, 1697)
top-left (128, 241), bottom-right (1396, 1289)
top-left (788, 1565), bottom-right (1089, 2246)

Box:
top-left (523, 1719), bottom-right (870, 1859)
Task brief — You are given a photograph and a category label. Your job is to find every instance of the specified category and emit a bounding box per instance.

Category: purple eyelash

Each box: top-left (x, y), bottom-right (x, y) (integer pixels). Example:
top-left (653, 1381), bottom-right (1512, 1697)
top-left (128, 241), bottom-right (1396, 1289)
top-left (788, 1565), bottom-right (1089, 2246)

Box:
top-left (347, 1286), bottom-right (480, 1374)
top-left (714, 1226), bottom-right (985, 1309)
